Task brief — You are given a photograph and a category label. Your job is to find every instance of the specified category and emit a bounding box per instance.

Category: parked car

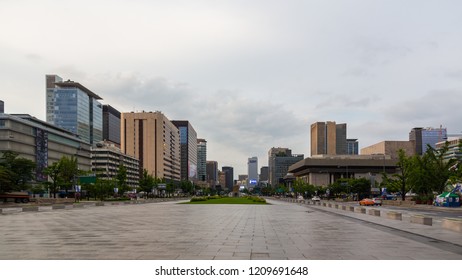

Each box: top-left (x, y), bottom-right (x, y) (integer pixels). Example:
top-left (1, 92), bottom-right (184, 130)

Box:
top-left (372, 197), bottom-right (383, 206)
top-left (359, 198), bottom-right (374, 206)
top-left (311, 196), bottom-right (321, 201)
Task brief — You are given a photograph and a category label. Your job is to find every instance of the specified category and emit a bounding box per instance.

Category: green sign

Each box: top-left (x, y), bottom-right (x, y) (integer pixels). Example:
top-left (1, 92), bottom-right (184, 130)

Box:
top-left (78, 176), bottom-right (96, 184)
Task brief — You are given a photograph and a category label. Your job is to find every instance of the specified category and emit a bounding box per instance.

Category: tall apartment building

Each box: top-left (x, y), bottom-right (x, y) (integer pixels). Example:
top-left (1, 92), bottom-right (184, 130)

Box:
top-left (91, 141), bottom-right (139, 189)
top-left (410, 127), bottom-right (448, 155)
top-left (46, 75), bottom-right (103, 145)
top-left (268, 147), bottom-right (304, 186)
top-left (197, 138), bottom-right (207, 181)
top-left (121, 111), bottom-right (180, 182)
top-left (172, 121), bottom-right (198, 181)
top-left (311, 121), bottom-right (347, 156)
top-left (222, 166), bottom-right (234, 192)
top-left (103, 105), bottom-right (121, 146)
top-left (0, 100), bottom-right (4, 113)
top-left (247, 156), bottom-right (258, 187)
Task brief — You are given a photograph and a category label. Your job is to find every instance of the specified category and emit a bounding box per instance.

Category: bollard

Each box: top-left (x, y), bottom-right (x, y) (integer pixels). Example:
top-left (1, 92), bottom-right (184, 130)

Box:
top-left (410, 215), bottom-right (432, 226)
top-left (386, 212), bottom-right (402, 221)
top-left (441, 218), bottom-right (462, 233)
top-left (368, 209), bottom-right (380, 217)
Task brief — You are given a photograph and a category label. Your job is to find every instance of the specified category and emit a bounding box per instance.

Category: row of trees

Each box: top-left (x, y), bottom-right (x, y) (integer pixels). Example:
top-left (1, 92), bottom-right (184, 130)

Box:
top-left (382, 142), bottom-right (462, 201)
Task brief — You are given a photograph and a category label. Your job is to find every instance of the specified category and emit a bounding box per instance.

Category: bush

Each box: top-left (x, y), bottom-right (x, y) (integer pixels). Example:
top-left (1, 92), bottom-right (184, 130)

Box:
top-left (190, 196), bottom-right (207, 202)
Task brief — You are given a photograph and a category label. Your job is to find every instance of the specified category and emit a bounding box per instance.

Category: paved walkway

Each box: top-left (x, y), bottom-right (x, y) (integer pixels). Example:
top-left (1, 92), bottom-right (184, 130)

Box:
top-left (0, 199), bottom-right (461, 260)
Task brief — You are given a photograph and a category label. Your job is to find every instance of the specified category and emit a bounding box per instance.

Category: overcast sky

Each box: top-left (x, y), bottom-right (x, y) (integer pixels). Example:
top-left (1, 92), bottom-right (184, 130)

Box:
top-left (1, 0), bottom-right (462, 178)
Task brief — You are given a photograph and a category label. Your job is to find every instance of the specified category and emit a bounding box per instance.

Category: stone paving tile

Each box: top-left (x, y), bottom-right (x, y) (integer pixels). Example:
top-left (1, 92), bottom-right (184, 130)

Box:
top-left (0, 199), bottom-right (461, 260)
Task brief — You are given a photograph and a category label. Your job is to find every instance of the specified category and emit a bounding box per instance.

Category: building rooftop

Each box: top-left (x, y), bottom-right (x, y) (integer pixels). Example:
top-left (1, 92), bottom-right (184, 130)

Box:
top-left (54, 80), bottom-right (102, 100)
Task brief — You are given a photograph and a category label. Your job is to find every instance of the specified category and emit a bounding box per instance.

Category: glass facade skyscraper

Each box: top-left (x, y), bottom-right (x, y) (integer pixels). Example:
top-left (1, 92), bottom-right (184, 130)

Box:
top-left (197, 139), bottom-right (207, 181)
top-left (172, 121), bottom-right (198, 181)
top-left (46, 75), bottom-right (103, 145)
top-left (410, 127), bottom-right (448, 155)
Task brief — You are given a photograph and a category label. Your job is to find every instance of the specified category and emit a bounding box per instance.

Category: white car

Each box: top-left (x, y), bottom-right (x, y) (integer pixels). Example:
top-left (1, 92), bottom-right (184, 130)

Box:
top-left (311, 196), bottom-right (321, 201)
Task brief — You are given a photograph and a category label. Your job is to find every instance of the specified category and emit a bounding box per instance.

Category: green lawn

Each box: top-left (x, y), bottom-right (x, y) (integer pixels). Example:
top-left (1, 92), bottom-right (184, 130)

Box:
top-left (184, 197), bottom-right (267, 205)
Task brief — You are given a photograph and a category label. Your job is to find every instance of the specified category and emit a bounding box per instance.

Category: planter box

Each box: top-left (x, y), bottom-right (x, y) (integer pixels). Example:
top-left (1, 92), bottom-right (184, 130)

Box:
top-left (22, 206), bottom-right (39, 212)
top-left (368, 209), bottom-right (380, 217)
top-left (386, 212), bottom-right (402, 221)
top-left (442, 219), bottom-right (462, 233)
top-left (410, 215), bottom-right (432, 226)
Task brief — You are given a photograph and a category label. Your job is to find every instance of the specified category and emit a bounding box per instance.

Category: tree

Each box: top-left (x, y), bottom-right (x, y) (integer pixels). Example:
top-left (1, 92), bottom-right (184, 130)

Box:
top-left (116, 164), bottom-right (130, 195)
top-left (58, 156), bottom-right (78, 194)
top-left (0, 151), bottom-right (36, 192)
top-left (394, 149), bottom-right (414, 201)
top-left (349, 178), bottom-right (371, 200)
top-left (139, 169), bottom-right (155, 197)
top-left (425, 143), bottom-right (458, 194)
top-left (43, 162), bottom-right (61, 198)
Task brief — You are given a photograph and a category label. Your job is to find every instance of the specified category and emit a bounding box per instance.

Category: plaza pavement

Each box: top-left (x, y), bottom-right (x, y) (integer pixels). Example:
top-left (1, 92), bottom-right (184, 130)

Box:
top-left (0, 198), bottom-right (461, 260)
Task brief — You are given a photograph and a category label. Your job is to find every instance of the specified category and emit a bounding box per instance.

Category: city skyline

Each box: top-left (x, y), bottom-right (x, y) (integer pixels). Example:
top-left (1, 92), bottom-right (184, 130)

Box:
top-left (1, 1), bottom-right (462, 177)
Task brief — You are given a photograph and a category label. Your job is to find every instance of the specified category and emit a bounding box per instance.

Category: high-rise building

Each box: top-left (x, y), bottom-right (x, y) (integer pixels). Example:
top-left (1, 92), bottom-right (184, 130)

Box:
top-left (0, 100), bottom-right (4, 113)
top-left (172, 121), bottom-right (198, 181)
top-left (206, 161), bottom-right (218, 187)
top-left (310, 121), bottom-right (347, 156)
top-left (197, 138), bottom-right (207, 181)
top-left (222, 166), bottom-right (234, 192)
top-left (268, 147), bottom-right (304, 186)
top-left (121, 111), bottom-right (180, 182)
top-left (103, 105), bottom-right (121, 146)
top-left (46, 75), bottom-right (103, 145)
top-left (91, 141), bottom-right (139, 189)
top-left (259, 166), bottom-right (269, 182)
top-left (410, 127), bottom-right (448, 155)
top-left (247, 156), bottom-right (258, 187)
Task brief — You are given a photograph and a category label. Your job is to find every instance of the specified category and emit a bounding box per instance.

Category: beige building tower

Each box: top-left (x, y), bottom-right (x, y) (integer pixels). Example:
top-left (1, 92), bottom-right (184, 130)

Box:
top-left (311, 121), bottom-right (347, 156)
top-left (121, 111), bottom-right (180, 182)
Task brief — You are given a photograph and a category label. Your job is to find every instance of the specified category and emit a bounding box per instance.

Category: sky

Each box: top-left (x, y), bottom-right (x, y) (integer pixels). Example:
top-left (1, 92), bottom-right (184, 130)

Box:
top-left (1, 0), bottom-right (462, 178)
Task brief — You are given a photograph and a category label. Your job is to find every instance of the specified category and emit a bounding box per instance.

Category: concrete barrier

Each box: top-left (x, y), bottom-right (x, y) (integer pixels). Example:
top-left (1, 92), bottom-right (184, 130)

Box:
top-left (52, 205), bottom-right (65, 210)
top-left (328, 203), bottom-right (332, 208)
top-left (386, 212), bottom-right (402, 221)
top-left (441, 218), bottom-right (462, 233)
top-left (349, 206), bottom-right (355, 212)
top-left (73, 204), bottom-right (84, 208)
top-left (95, 202), bottom-right (105, 207)
top-left (368, 209), bottom-right (380, 217)
top-left (322, 203), bottom-right (327, 207)
top-left (341, 205), bottom-right (347, 211)
top-left (355, 207), bottom-right (366, 214)
top-left (22, 206), bottom-right (39, 212)
top-left (335, 204), bottom-right (339, 209)
top-left (410, 215), bottom-right (432, 226)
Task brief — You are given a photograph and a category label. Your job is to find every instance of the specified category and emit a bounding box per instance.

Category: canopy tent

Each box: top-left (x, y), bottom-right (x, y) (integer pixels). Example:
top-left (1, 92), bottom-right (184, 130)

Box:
top-left (434, 192), bottom-right (460, 207)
